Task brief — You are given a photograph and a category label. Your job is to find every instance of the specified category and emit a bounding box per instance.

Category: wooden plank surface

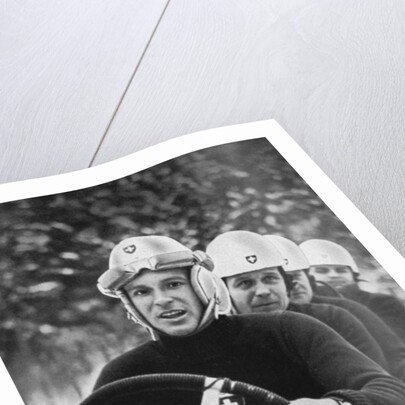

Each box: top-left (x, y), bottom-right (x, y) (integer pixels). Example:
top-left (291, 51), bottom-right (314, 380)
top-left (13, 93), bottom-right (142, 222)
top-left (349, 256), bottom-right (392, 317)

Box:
top-left (0, 0), bottom-right (169, 182)
top-left (92, 0), bottom-right (405, 256)
top-left (1, 0), bottom-right (405, 257)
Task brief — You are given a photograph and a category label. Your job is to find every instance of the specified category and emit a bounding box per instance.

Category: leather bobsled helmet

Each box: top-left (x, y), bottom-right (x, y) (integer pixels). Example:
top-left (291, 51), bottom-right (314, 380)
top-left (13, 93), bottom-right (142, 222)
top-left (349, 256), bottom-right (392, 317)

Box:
top-left (299, 239), bottom-right (360, 276)
top-left (264, 235), bottom-right (310, 272)
top-left (98, 235), bottom-right (231, 338)
top-left (206, 230), bottom-right (290, 287)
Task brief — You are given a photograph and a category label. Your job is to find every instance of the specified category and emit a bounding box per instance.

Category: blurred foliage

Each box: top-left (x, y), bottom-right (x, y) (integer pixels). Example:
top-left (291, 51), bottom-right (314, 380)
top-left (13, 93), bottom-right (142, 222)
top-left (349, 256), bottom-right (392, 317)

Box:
top-left (0, 138), bottom-right (402, 404)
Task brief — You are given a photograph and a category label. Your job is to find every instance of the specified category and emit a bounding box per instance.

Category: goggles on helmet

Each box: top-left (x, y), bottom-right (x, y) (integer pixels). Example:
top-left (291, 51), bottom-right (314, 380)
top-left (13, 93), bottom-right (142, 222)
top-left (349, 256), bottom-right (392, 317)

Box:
top-left (98, 250), bottom-right (196, 297)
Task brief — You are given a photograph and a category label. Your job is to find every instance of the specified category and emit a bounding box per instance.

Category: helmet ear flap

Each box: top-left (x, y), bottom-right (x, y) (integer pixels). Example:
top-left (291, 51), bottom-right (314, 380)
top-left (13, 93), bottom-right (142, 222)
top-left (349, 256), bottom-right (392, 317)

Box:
top-left (190, 266), bottom-right (232, 315)
top-left (189, 251), bottom-right (216, 304)
top-left (190, 265), bottom-right (216, 306)
top-left (212, 274), bottom-right (232, 315)
top-left (193, 250), bottom-right (214, 271)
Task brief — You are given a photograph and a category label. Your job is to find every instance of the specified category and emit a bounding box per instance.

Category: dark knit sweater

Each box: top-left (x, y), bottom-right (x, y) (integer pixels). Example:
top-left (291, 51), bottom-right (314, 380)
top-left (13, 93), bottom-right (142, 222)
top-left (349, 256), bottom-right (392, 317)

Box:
top-left (94, 312), bottom-right (405, 405)
top-left (312, 294), bottom-right (405, 380)
top-left (288, 302), bottom-right (387, 368)
top-left (339, 284), bottom-right (405, 342)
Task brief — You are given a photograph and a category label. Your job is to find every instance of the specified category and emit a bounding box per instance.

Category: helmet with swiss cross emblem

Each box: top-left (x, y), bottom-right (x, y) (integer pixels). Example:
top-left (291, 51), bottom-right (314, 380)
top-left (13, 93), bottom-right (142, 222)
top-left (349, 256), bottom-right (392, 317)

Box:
top-left (97, 235), bottom-right (231, 338)
top-left (206, 230), bottom-right (284, 279)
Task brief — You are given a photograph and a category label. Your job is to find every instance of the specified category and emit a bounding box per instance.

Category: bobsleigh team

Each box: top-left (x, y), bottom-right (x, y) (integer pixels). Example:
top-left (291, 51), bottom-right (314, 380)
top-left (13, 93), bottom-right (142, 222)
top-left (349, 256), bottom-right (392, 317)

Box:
top-left (92, 231), bottom-right (405, 405)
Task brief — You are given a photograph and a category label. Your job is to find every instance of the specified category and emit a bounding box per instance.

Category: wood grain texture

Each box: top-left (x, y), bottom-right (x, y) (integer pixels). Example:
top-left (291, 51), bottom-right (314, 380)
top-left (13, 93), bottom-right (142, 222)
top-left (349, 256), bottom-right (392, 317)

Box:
top-left (0, 0), bottom-right (168, 182)
top-left (92, 0), bottom-right (405, 256)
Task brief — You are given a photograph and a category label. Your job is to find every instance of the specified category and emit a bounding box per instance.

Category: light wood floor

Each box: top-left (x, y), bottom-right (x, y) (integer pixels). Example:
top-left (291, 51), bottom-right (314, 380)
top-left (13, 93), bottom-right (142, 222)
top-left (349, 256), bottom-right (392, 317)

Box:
top-left (1, 1), bottom-right (405, 256)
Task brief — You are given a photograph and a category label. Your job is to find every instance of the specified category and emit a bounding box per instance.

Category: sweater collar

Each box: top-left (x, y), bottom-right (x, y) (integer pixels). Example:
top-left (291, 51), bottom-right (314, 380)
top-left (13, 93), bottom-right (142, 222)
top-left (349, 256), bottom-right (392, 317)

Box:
top-left (155, 315), bottom-right (238, 359)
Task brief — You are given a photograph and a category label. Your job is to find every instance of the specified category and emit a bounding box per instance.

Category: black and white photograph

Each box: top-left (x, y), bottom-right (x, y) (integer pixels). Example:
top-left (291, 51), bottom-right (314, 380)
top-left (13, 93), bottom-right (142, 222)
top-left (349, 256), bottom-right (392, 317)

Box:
top-left (1, 132), bottom-right (405, 405)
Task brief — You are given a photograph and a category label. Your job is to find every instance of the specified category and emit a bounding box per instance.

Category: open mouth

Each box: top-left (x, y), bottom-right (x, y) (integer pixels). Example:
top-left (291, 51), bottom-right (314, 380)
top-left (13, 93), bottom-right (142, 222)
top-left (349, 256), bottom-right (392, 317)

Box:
top-left (253, 302), bottom-right (278, 309)
top-left (159, 310), bottom-right (186, 319)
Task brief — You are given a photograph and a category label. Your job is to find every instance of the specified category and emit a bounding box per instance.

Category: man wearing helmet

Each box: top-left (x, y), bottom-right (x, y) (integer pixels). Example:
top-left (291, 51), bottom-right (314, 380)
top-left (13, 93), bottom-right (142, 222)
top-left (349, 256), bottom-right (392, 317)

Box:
top-left (300, 239), bottom-right (405, 341)
top-left (95, 235), bottom-right (227, 341)
top-left (207, 231), bottom-right (405, 373)
top-left (267, 234), bottom-right (405, 381)
top-left (94, 235), bottom-right (405, 405)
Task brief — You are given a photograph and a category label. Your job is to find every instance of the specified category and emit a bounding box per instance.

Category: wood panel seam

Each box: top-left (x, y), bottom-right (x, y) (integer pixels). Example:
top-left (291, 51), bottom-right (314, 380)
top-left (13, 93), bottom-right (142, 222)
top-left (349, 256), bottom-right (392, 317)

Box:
top-left (88, 0), bottom-right (172, 167)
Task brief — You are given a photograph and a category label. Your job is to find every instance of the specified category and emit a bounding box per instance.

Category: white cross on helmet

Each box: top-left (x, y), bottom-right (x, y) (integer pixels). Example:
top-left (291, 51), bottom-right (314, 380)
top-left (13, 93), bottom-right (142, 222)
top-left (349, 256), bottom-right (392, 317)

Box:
top-left (97, 235), bottom-right (231, 338)
top-left (206, 230), bottom-right (284, 279)
top-left (299, 239), bottom-right (359, 275)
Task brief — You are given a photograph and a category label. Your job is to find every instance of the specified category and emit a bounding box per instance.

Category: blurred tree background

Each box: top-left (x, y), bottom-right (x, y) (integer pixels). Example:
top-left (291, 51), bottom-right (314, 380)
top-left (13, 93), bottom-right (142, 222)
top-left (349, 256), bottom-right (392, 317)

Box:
top-left (1, 138), bottom-right (403, 405)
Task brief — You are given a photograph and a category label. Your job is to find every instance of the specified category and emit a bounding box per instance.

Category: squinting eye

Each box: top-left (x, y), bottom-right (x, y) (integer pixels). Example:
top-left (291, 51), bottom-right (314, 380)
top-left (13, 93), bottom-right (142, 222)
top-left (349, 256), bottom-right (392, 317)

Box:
top-left (262, 276), bottom-right (280, 285)
top-left (168, 281), bottom-right (184, 288)
top-left (236, 280), bottom-right (253, 289)
top-left (314, 268), bottom-right (329, 274)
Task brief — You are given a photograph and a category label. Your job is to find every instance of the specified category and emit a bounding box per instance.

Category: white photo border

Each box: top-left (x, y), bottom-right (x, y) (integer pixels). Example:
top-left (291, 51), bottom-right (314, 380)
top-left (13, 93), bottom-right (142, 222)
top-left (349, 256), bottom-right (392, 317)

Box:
top-left (1, 119), bottom-right (405, 404)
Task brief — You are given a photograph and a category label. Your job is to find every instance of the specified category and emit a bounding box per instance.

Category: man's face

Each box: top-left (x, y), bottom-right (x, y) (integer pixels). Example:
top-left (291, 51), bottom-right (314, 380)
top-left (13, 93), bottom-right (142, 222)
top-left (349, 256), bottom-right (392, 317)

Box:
top-left (224, 267), bottom-right (289, 314)
top-left (124, 268), bottom-right (204, 336)
top-left (289, 270), bottom-right (313, 304)
top-left (308, 265), bottom-right (354, 289)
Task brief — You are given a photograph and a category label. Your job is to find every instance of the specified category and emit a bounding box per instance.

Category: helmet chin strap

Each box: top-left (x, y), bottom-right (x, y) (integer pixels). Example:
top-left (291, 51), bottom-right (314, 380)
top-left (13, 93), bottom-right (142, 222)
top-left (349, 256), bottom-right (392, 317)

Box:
top-left (116, 290), bottom-right (159, 341)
